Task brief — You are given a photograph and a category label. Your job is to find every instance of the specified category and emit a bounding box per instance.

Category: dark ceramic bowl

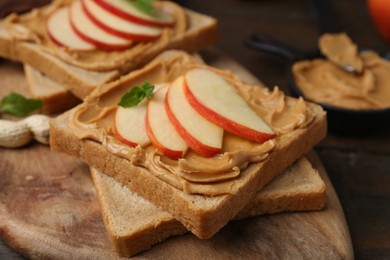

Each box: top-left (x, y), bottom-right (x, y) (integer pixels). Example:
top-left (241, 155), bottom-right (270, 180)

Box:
top-left (245, 34), bottom-right (390, 135)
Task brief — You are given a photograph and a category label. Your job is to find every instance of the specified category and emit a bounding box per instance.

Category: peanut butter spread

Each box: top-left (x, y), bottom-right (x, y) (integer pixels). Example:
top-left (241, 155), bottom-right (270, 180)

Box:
top-left (319, 33), bottom-right (363, 73)
top-left (4, 0), bottom-right (187, 71)
top-left (293, 33), bottom-right (390, 110)
top-left (68, 52), bottom-right (315, 196)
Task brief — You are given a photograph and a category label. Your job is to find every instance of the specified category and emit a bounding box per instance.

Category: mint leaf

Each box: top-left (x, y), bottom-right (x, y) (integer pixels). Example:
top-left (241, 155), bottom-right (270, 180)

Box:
top-left (133, 0), bottom-right (155, 15)
top-left (142, 81), bottom-right (155, 99)
top-left (118, 81), bottom-right (155, 107)
top-left (0, 92), bottom-right (43, 117)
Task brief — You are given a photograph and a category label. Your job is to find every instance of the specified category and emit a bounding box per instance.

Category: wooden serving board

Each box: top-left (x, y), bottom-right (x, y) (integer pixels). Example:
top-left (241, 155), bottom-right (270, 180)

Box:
top-left (0, 50), bottom-right (353, 259)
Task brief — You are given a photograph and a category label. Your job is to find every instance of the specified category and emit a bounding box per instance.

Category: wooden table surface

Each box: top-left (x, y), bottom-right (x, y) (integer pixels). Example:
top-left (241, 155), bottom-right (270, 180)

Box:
top-left (1, 0), bottom-right (389, 259)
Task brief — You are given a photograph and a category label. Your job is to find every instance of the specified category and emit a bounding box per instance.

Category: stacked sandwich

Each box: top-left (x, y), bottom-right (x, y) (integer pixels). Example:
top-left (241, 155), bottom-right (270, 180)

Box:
top-left (0, 0), bottom-right (328, 257)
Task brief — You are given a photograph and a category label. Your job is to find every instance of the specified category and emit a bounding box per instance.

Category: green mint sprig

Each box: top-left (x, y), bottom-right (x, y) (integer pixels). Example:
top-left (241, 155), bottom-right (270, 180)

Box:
top-left (0, 92), bottom-right (43, 117)
top-left (133, 0), bottom-right (156, 15)
top-left (118, 81), bottom-right (155, 108)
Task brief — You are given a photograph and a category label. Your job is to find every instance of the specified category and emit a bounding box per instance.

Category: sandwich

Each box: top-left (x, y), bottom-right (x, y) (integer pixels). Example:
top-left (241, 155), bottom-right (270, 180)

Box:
top-left (1, 0), bottom-right (329, 257)
top-left (50, 50), bottom-right (327, 239)
top-left (0, 0), bottom-right (217, 99)
top-left (23, 48), bottom-right (328, 255)
top-left (90, 156), bottom-right (326, 257)
top-left (24, 64), bottom-right (81, 114)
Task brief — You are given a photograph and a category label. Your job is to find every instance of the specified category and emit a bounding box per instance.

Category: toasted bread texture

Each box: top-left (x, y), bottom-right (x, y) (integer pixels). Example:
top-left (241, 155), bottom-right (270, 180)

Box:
top-left (0, 23), bottom-right (119, 98)
top-left (24, 64), bottom-right (81, 114)
top-left (0, 1), bottom-right (217, 99)
top-left (50, 50), bottom-right (327, 239)
top-left (91, 157), bottom-right (326, 257)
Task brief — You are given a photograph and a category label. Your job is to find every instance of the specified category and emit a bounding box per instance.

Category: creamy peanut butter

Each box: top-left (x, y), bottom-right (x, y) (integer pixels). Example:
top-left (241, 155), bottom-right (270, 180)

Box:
top-left (319, 33), bottom-right (363, 73)
top-left (68, 52), bottom-right (315, 196)
top-left (4, 0), bottom-right (187, 71)
top-left (293, 33), bottom-right (390, 110)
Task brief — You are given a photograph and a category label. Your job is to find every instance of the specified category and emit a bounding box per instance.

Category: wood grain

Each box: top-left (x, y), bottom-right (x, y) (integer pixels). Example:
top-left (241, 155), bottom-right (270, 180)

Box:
top-left (0, 50), bottom-right (353, 259)
top-left (188, 1), bottom-right (390, 258)
top-left (1, 0), bottom-right (389, 259)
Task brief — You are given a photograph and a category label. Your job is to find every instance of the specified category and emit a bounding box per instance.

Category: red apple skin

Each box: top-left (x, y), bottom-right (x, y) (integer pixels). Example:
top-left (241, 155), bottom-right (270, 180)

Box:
top-left (47, 27), bottom-right (67, 48)
top-left (165, 89), bottom-right (221, 158)
top-left (45, 10), bottom-right (65, 48)
top-left (183, 81), bottom-right (276, 143)
top-left (70, 21), bottom-right (130, 51)
top-left (46, 6), bottom-right (95, 51)
top-left (114, 116), bottom-right (138, 147)
top-left (93, 0), bottom-right (174, 27)
top-left (145, 110), bottom-right (185, 159)
top-left (81, 0), bottom-right (160, 41)
top-left (69, 2), bottom-right (131, 51)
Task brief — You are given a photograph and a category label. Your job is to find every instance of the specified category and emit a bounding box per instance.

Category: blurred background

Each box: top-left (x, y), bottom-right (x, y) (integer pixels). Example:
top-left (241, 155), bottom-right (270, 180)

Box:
top-left (0, 0), bottom-right (389, 259)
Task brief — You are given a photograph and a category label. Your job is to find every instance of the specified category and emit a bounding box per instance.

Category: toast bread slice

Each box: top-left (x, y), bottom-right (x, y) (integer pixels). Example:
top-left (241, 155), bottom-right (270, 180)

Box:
top-left (24, 64), bottom-right (81, 114)
top-left (91, 157), bottom-right (326, 257)
top-left (0, 1), bottom-right (217, 99)
top-left (22, 52), bottom-right (201, 114)
top-left (50, 50), bottom-right (327, 238)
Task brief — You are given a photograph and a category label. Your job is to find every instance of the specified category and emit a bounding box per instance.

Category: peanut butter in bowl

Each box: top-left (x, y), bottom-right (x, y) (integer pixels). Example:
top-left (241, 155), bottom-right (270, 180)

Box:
top-left (293, 33), bottom-right (390, 111)
top-left (290, 33), bottom-right (390, 134)
top-left (292, 34), bottom-right (390, 110)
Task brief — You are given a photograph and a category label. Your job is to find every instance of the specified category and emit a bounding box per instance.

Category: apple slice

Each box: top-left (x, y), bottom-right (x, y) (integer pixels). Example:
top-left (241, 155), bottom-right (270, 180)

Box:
top-left (69, 0), bottom-right (132, 51)
top-left (184, 68), bottom-right (275, 143)
top-left (46, 5), bottom-right (95, 50)
top-left (82, 0), bottom-right (162, 41)
top-left (146, 85), bottom-right (188, 159)
top-left (115, 99), bottom-right (150, 148)
top-left (166, 77), bottom-right (223, 157)
top-left (93, 0), bottom-right (174, 27)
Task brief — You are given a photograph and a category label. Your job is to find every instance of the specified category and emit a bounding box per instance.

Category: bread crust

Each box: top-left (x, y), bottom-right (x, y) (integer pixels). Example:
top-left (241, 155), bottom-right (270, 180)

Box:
top-left (50, 51), bottom-right (327, 239)
top-left (90, 156), bottom-right (326, 257)
top-left (0, 34), bottom-right (119, 98)
top-left (0, 5), bottom-right (217, 99)
top-left (24, 64), bottom-right (81, 114)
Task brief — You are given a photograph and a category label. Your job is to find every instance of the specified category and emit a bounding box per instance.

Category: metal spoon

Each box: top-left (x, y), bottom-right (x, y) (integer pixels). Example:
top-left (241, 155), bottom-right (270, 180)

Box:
top-left (307, 0), bottom-right (364, 74)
